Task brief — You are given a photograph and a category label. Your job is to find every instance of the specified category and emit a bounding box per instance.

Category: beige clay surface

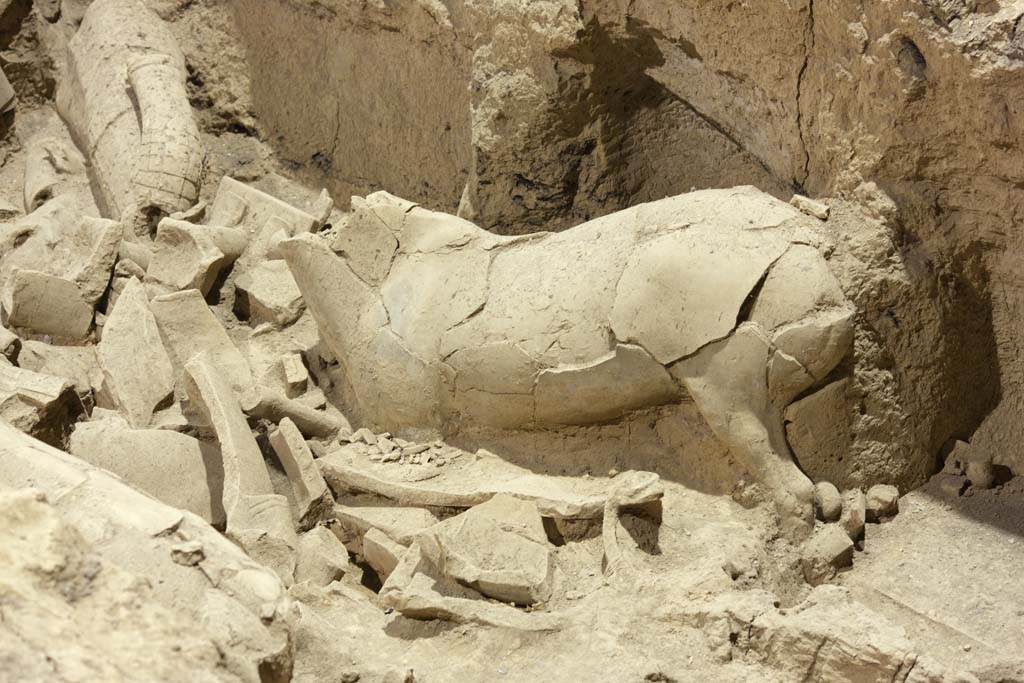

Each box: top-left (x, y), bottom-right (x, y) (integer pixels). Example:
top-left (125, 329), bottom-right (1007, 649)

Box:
top-left (0, 1), bottom-right (1020, 681)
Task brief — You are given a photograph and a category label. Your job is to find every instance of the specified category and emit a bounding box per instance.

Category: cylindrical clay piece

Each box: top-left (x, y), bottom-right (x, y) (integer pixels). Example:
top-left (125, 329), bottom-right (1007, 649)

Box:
top-left (57, 0), bottom-right (204, 236)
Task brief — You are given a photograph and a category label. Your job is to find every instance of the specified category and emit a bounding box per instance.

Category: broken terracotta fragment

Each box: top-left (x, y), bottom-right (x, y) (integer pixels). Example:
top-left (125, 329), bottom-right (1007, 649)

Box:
top-left (294, 525), bottom-right (349, 586)
top-left (362, 527), bottom-right (405, 581)
top-left (96, 277), bottom-right (175, 428)
top-left (150, 288), bottom-right (255, 398)
top-left (268, 417), bottom-right (332, 530)
top-left (146, 218), bottom-right (247, 296)
top-left (0, 363), bottom-right (84, 447)
top-left (378, 541), bottom-right (561, 631)
top-left (601, 471), bottom-right (664, 576)
top-left (333, 505), bottom-right (439, 548)
top-left (208, 176), bottom-right (319, 278)
top-left (242, 387), bottom-right (346, 438)
top-left (419, 502), bottom-right (555, 605)
top-left (184, 353), bottom-right (296, 582)
top-left (319, 447), bottom-right (608, 519)
top-left (2, 269), bottom-right (94, 340)
top-left (69, 419), bottom-right (224, 526)
top-left (801, 525), bottom-right (855, 585)
top-left (234, 259), bottom-right (305, 327)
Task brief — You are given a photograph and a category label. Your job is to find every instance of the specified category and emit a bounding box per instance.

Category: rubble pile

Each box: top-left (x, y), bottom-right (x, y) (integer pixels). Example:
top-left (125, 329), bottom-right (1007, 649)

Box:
top-left (338, 427), bottom-right (460, 467)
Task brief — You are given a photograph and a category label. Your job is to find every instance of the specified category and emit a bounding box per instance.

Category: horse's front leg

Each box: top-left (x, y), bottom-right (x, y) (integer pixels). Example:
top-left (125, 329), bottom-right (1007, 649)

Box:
top-left (672, 323), bottom-right (815, 538)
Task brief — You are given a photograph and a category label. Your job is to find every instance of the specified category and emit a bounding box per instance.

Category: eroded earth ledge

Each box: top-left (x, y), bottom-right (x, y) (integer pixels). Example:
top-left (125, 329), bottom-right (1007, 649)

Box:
top-left (0, 1), bottom-right (1022, 682)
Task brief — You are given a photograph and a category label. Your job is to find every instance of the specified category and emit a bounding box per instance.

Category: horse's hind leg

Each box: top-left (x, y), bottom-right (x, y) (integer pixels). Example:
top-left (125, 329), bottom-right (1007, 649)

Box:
top-left (672, 323), bottom-right (816, 537)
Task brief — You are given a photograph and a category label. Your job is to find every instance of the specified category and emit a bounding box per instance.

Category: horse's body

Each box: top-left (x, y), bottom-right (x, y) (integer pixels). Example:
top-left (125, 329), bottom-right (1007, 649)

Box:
top-left (283, 187), bottom-right (855, 533)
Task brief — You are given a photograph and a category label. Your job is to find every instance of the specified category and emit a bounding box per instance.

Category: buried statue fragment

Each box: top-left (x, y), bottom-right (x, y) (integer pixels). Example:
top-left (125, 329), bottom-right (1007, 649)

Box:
top-left (282, 187), bottom-right (856, 535)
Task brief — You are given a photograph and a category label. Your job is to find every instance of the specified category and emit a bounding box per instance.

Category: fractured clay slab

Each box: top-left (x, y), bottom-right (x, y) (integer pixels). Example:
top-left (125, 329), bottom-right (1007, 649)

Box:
top-left (97, 278), bottom-right (175, 428)
top-left (333, 505), bottom-right (439, 547)
top-left (362, 527), bottom-right (405, 580)
top-left (0, 363), bottom-right (84, 447)
top-left (234, 260), bottom-right (305, 327)
top-left (184, 356), bottom-right (281, 526)
top-left (237, 314), bottom-right (322, 400)
top-left (268, 417), bottom-right (332, 530)
top-left (601, 471), bottom-right (664, 576)
top-left (184, 353), bottom-right (296, 581)
top-left (320, 447), bottom-right (620, 520)
top-left (379, 541), bottom-right (561, 631)
top-left (242, 388), bottom-right (347, 439)
top-left (0, 197), bottom-right (118, 341)
top-left (420, 507), bottom-right (555, 605)
top-left (150, 288), bottom-right (255, 399)
top-left (69, 420), bottom-right (224, 526)
top-left (2, 269), bottom-right (94, 340)
top-left (209, 176), bottom-right (319, 278)
top-left (294, 525), bottom-right (349, 587)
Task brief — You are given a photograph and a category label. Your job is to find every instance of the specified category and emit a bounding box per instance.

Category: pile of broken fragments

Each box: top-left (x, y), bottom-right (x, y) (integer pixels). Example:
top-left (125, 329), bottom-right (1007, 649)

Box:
top-left (0, 58), bottom-right (921, 679)
top-left (0, 127), bottom-right (975, 683)
top-left (0, 85), bottom-right (917, 680)
top-left (802, 480), bottom-right (899, 585)
top-left (1, 167), bottom-right (629, 606)
top-left (0, 160), bottom-right (672, 670)
top-left (0, 2), bottom-right (995, 682)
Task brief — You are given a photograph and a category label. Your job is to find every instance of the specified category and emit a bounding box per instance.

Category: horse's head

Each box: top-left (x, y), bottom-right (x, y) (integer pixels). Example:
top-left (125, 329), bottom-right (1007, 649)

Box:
top-left (330, 191), bottom-right (487, 286)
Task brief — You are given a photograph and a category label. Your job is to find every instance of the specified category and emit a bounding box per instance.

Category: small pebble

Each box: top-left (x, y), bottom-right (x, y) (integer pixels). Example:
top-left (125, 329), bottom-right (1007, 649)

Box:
top-left (170, 540), bottom-right (204, 566)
